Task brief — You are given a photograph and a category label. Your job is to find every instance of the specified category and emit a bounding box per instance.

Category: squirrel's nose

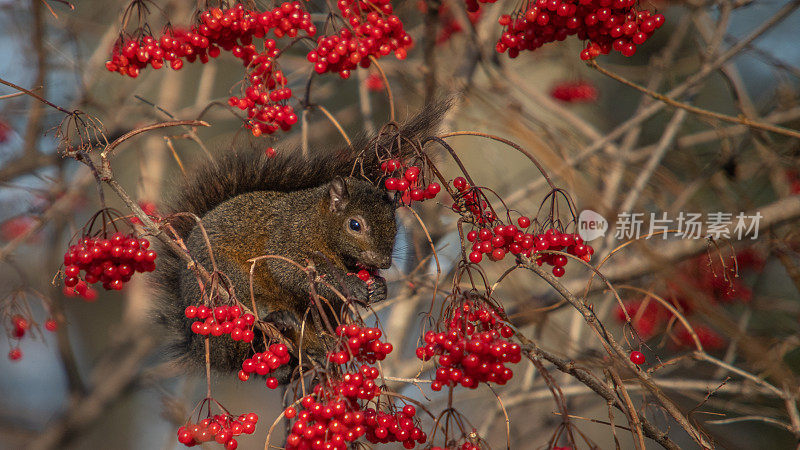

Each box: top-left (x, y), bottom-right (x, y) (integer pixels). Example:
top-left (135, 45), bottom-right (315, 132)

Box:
top-left (363, 251), bottom-right (392, 269)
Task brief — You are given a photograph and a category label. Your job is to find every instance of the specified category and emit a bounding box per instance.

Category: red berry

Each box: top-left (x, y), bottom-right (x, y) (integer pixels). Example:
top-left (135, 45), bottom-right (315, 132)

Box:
top-left (8, 348), bottom-right (22, 361)
top-left (453, 177), bottom-right (468, 191)
top-left (491, 248), bottom-right (505, 261)
top-left (426, 183), bottom-right (441, 197)
top-left (630, 350), bottom-right (645, 365)
top-left (469, 251), bottom-right (482, 264)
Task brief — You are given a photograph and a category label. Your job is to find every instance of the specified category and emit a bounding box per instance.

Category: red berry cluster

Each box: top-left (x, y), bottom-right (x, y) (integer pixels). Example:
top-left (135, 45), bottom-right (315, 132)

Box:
top-left (615, 299), bottom-right (726, 350)
top-left (106, 2), bottom-right (316, 78)
top-left (186, 304), bottom-right (256, 342)
top-left (7, 315), bottom-right (35, 362)
top-left (285, 367), bottom-right (426, 449)
top-left (63, 232), bottom-right (156, 292)
top-left (238, 343), bottom-right (291, 388)
top-left (495, 0), bottom-right (665, 60)
top-left (382, 160), bottom-right (441, 204)
top-left (333, 366), bottom-right (384, 400)
top-left (450, 177), bottom-right (497, 225)
top-left (328, 324), bottom-right (393, 364)
top-left (416, 300), bottom-right (521, 389)
top-left (286, 373), bottom-right (377, 448)
top-left (7, 316), bottom-right (56, 362)
top-left (177, 412), bottom-right (258, 449)
top-left (307, 0), bottom-right (412, 78)
top-left (227, 51), bottom-right (298, 136)
top-left (106, 3), bottom-right (314, 136)
top-left (363, 404), bottom-right (426, 447)
top-left (467, 226), bottom-right (594, 277)
top-left (63, 279), bottom-right (98, 301)
top-left (550, 80), bottom-right (598, 102)
top-left (613, 250), bottom-right (763, 350)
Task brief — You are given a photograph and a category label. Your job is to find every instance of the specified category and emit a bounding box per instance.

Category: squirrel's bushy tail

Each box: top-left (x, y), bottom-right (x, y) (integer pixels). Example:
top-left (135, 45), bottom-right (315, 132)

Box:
top-left (167, 99), bottom-right (450, 240)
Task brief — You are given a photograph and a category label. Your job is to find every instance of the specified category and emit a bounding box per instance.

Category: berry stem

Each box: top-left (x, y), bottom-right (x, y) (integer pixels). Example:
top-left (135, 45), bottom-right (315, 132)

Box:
top-left (314, 104), bottom-right (353, 149)
top-left (367, 55), bottom-right (394, 123)
top-left (100, 120), bottom-right (209, 161)
top-left (0, 77), bottom-right (73, 115)
top-left (204, 337), bottom-right (212, 398)
top-left (437, 131), bottom-right (557, 191)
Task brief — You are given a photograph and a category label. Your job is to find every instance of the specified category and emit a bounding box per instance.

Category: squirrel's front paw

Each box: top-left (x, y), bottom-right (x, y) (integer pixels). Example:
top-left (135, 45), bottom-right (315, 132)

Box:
top-left (366, 274), bottom-right (387, 303)
top-left (336, 273), bottom-right (370, 303)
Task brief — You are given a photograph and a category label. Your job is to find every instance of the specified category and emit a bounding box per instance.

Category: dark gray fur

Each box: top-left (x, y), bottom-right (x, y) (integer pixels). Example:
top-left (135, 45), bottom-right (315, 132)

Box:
top-left (151, 101), bottom-right (449, 379)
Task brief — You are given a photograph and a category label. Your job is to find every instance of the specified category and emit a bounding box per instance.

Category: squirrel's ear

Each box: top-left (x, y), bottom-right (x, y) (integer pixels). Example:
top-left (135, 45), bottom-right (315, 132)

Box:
top-left (329, 176), bottom-right (349, 212)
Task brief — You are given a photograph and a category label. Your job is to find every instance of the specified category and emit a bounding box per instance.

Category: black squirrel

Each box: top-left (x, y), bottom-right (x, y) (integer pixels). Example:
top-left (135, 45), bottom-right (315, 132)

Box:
top-left (152, 102), bottom-right (448, 381)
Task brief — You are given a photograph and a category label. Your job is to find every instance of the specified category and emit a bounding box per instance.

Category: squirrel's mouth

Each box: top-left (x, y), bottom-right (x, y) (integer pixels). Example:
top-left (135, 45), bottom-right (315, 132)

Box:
top-left (343, 258), bottom-right (384, 283)
top-left (355, 261), bottom-right (382, 278)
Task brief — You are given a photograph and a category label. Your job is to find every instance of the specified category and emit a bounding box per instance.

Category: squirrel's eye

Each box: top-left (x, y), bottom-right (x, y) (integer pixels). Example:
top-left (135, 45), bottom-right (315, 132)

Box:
top-left (349, 218), bottom-right (362, 232)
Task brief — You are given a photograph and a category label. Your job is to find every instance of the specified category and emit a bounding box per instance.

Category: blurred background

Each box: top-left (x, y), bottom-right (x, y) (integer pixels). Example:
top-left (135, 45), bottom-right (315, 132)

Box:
top-left (1, 0), bottom-right (800, 448)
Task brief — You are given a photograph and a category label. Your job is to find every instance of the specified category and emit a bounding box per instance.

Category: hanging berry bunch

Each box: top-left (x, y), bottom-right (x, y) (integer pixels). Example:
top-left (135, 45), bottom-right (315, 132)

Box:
top-left (177, 398), bottom-right (258, 449)
top-left (450, 176), bottom-right (497, 225)
top-left (284, 371), bottom-right (427, 449)
top-left (62, 279), bottom-right (98, 301)
top-left (381, 158), bottom-right (441, 205)
top-left (106, 2), bottom-right (316, 77)
top-left (328, 323), bottom-right (393, 364)
top-left (451, 176), bottom-right (594, 277)
top-left (495, 0), bottom-right (666, 59)
top-left (416, 297), bottom-right (522, 390)
top-left (228, 55), bottom-right (297, 136)
top-left (62, 209), bottom-right (156, 294)
top-left (613, 249), bottom-right (763, 350)
top-left (238, 343), bottom-right (292, 388)
top-left (6, 313), bottom-right (32, 361)
top-left (550, 80), bottom-right (598, 102)
top-left (307, 0), bottom-right (413, 78)
top-left (186, 304), bottom-right (256, 342)
top-left (3, 291), bottom-right (59, 362)
top-left (106, 2), bottom-right (316, 136)
top-left (466, 221), bottom-right (594, 277)
top-left (276, 318), bottom-right (428, 449)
